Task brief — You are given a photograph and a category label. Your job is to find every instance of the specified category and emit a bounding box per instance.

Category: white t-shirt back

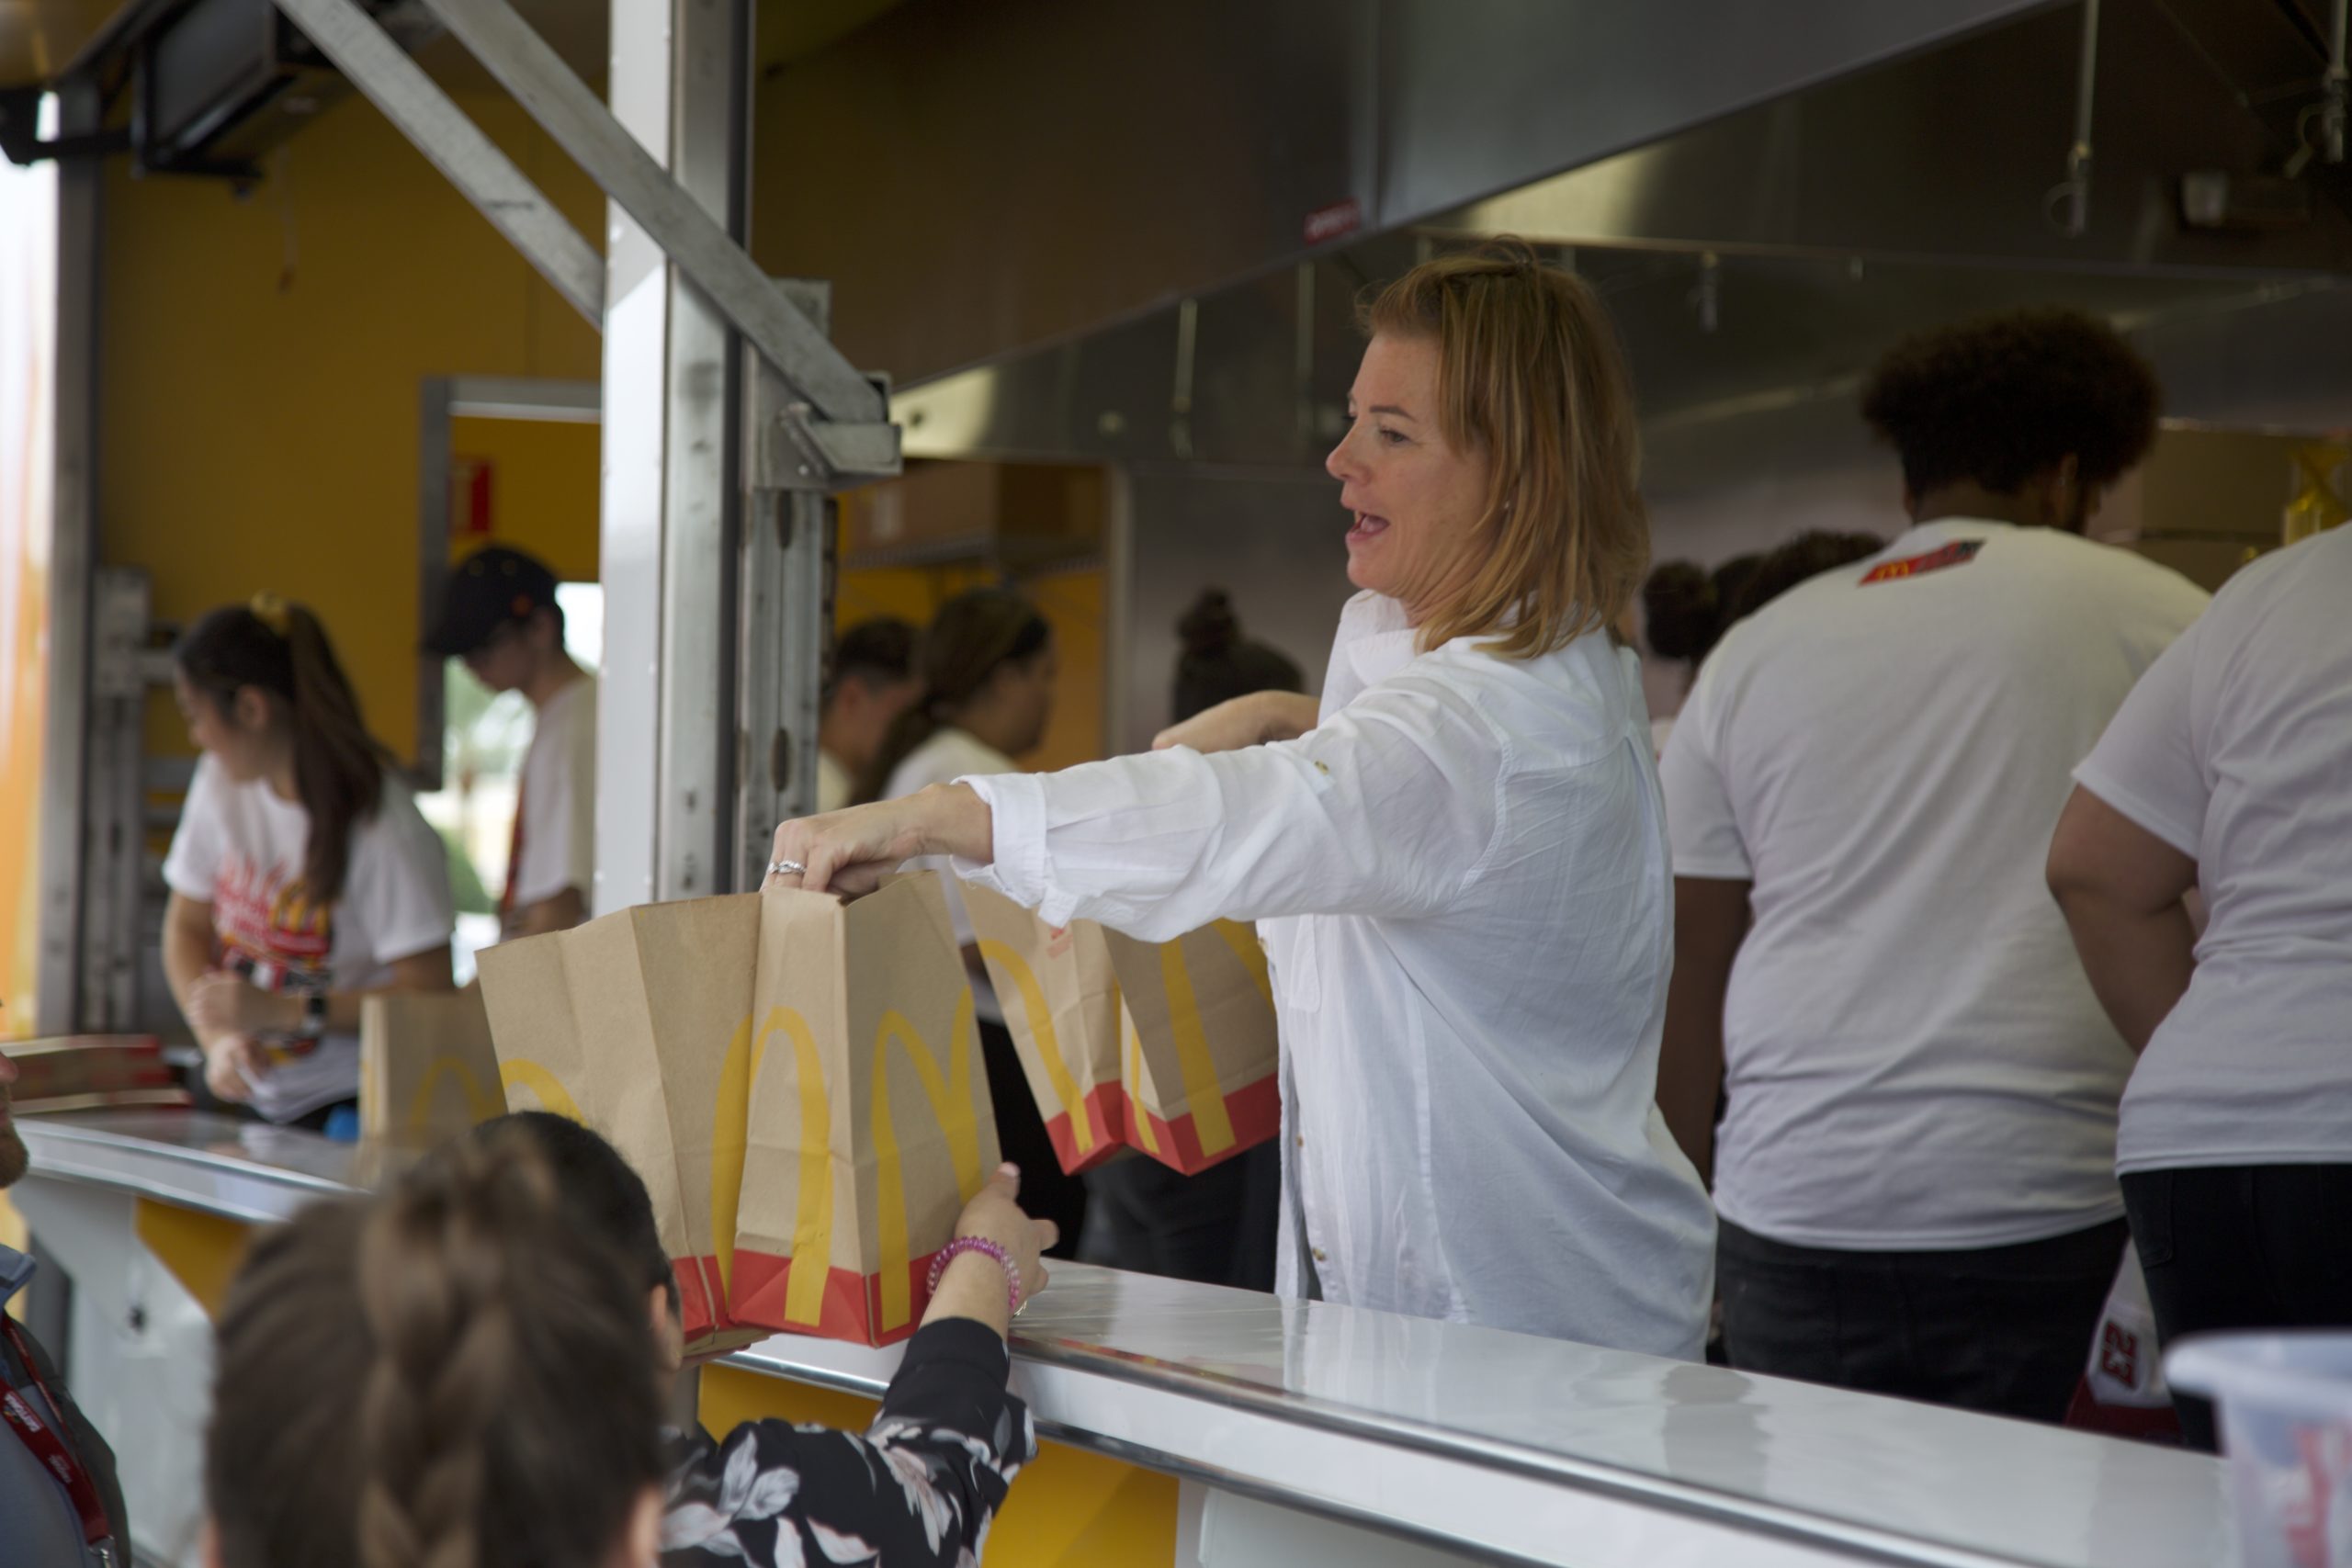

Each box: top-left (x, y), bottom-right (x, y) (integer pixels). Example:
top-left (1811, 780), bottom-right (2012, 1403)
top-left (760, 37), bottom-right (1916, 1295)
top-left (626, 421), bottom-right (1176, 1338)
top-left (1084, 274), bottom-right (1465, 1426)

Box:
top-left (1661, 520), bottom-right (2208, 1249)
top-left (2075, 525), bottom-right (2352, 1174)
top-left (164, 756), bottom-right (456, 1122)
top-left (508, 674), bottom-right (597, 913)
top-left (886, 728), bottom-right (1020, 1025)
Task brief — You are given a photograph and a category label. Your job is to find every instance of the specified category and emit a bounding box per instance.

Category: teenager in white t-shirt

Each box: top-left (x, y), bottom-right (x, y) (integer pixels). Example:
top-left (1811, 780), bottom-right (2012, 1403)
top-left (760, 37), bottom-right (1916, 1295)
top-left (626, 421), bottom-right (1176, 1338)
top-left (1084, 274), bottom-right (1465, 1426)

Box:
top-left (816, 617), bottom-right (919, 813)
top-left (2049, 523), bottom-right (2352, 1450)
top-left (164, 597), bottom-right (457, 1127)
top-left (1658, 309), bottom-right (2209, 1422)
top-left (864, 587), bottom-right (1088, 1258)
top-left (428, 547), bottom-right (595, 937)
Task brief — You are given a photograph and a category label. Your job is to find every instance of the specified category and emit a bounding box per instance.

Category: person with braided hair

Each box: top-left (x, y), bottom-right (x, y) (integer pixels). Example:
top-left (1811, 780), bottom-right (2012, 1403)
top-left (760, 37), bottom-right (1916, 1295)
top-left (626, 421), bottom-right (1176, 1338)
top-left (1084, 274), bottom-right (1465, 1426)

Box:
top-left (465, 1111), bottom-right (1049, 1567)
top-left (203, 1139), bottom-right (669, 1567)
top-left (164, 596), bottom-right (456, 1128)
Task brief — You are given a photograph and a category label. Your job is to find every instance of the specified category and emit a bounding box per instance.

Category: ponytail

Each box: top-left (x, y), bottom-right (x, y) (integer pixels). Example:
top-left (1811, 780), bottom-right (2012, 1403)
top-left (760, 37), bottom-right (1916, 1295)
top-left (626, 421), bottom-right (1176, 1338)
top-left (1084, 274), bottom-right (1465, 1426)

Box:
top-left (175, 595), bottom-right (390, 905)
top-left (205, 1144), bottom-right (664, 1568)
top-left (854, 586), bottom-right (1052, 806)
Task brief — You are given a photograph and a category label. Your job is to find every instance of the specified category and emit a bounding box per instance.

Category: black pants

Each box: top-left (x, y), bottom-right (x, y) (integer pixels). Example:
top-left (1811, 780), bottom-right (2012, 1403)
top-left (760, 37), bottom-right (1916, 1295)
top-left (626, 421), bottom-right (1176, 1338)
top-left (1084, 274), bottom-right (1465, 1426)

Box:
top-left (1718, 1214), bottom-right (2127, 1424)
top-left (2122, 1165), bottom-right (2352, 1453)
top-left (1080, 1142), bottom-right (1280, 1290)
top-left (977, 1019), bottom-right (1086, 1260)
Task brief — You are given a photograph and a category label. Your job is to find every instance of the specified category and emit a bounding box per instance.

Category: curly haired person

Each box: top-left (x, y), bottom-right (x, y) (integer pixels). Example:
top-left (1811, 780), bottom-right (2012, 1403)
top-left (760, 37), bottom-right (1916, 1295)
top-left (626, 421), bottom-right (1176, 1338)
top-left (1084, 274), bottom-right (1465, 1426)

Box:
top-left (1657, 309), bottom-right (2211, 1423)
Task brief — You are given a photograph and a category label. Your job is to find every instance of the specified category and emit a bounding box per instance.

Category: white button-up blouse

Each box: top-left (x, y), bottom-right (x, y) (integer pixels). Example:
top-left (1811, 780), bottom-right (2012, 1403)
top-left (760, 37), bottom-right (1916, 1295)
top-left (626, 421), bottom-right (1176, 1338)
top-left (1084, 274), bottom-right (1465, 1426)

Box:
top-left (957, 592), bottom-right (1714, 1358)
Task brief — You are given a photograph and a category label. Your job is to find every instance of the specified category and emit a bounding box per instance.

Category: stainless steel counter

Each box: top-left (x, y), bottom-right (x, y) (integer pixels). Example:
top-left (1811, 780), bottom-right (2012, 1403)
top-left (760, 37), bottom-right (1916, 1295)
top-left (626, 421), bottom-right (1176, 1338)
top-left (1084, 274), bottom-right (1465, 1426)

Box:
top-left (18, 1110), bottom-right (2229, 1568)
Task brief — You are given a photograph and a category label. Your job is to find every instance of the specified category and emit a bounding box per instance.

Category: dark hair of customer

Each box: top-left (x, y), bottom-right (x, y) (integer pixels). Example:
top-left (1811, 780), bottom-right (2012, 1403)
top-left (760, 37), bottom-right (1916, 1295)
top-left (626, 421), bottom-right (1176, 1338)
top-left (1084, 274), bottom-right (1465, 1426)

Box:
top-left (1172, 590), bottom-right (1305, 724)
top-left (1726, 531), bottom-right (1889, 624)
top-left (856, 587), bottom-right (1053, 805)
top-left (1860, 307), bottom-right (2160, 509)
top-left (204, 1143), bottom-right (664, 1568)
top-left (175, 599), bottom-right (391, 906)
top-left (824, 615), bottom-right (917, 710)
top-left (1644, 553), bottom-right (1760, 672)
top-left (467, 1110), bottom-right (677, 1315)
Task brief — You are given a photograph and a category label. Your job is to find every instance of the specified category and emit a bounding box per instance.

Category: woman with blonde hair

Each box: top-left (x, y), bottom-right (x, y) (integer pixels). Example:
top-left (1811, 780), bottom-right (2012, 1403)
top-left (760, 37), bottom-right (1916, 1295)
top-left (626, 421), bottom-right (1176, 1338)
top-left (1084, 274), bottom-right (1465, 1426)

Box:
top-left (763, 240), bottom-right (1714, 1355)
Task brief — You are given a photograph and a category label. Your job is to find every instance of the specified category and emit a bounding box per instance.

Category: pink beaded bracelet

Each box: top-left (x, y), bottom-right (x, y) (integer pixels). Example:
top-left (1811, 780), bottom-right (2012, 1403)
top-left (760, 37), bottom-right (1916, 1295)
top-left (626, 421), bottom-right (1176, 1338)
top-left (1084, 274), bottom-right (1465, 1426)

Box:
top-left (926, 1236), bottom-right (1023, 1317)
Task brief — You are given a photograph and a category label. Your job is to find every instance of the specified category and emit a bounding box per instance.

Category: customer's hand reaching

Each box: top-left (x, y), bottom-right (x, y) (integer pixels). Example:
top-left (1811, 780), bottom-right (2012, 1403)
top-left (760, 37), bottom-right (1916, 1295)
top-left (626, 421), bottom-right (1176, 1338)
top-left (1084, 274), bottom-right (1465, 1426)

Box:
top-left (922, 1163), bottom-right (1058, 1337)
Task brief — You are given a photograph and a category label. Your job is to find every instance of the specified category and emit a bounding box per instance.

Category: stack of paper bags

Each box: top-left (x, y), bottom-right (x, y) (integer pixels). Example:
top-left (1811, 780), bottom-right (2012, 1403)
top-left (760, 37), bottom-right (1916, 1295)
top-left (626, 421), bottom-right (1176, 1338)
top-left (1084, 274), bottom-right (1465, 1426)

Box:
top-left (478, 874), bottom-right (999, 1350)
top-left (966, 887), bottom-right (1280, 1176)
top-left (358, 985), bottom-right (505, 1145)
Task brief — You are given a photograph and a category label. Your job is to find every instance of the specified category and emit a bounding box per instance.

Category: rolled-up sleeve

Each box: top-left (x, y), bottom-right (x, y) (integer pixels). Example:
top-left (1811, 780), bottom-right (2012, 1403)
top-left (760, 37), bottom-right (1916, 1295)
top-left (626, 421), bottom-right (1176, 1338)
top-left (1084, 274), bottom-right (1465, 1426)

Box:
top-left (956, 673), bottom-right (1504, 939)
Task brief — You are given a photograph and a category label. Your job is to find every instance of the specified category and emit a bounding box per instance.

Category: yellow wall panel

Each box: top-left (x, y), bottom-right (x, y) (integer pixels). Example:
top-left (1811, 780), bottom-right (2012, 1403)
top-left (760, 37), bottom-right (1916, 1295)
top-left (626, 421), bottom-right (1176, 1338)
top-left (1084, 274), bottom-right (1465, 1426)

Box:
top-left (132, 1198), bottom-right (251, 1319)
top-left (101, 91), bottom-right (604, 765)
top-left (447, 415), bottom-right (602, 581)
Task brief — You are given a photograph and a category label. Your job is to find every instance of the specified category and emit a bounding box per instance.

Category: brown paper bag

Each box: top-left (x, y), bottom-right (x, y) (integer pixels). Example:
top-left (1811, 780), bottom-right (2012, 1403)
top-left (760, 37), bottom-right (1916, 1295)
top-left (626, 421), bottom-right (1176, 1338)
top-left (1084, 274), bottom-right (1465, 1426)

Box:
top-left (1101, 920), bottom-right (1281, 1173)
top-left (358, 985), bottom-right (504, 1145)
top-left (969, 889), bottom-right (1281, 1177)
top-left (965, 886), bottom-right (1127, 1173)
top-left (730, 874), bottom-right (1001, 1347)
top-left (477, 896), bottom-right (763, 1348)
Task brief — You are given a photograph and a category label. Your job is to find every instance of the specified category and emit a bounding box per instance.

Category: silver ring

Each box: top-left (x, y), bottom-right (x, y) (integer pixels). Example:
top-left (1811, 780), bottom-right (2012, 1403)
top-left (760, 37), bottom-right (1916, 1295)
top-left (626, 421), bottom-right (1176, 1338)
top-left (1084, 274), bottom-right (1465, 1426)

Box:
top-left (767, 859), bottom-right (806, 879)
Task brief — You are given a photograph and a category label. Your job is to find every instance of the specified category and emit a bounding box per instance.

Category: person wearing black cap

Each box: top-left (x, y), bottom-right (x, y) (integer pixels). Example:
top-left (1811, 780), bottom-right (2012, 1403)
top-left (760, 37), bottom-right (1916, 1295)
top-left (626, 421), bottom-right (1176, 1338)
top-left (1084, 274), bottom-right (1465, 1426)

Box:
top-left (429, 547), bottom-right (596, 937)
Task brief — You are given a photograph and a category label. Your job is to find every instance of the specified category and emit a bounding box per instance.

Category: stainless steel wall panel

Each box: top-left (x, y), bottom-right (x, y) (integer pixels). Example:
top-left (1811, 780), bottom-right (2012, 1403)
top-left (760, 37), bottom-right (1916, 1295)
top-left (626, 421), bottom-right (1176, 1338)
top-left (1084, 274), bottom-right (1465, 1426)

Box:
top-left (1375, 0), bottom-right (2060, 229)
top-left (752, 0), bottom-right (1372, 388)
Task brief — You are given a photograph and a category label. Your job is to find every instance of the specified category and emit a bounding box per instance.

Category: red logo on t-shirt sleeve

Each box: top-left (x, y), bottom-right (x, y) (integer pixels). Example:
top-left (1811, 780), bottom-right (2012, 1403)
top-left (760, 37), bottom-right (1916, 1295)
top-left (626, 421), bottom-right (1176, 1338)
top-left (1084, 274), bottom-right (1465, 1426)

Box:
top-left (1860, 538), bottom-right (1986, 584)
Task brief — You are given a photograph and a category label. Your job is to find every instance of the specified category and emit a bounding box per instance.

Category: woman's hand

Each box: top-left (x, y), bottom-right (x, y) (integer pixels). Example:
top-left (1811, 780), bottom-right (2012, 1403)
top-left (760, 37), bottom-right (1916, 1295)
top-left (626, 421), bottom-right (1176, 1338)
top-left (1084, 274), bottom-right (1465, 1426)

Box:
top-left (921, 1162), bottom-right (1057, 1336)
top-left (955, 1162), bottom-right (1057, 1303)
top-left (765, 784), bottom-right (994, 897)
top-left (202, 1034), bottom-right (270, 1103)
top-left (1153, 691), bottom-right (1320, 754)
top-left (187, 971), bottom-right (290, 1039)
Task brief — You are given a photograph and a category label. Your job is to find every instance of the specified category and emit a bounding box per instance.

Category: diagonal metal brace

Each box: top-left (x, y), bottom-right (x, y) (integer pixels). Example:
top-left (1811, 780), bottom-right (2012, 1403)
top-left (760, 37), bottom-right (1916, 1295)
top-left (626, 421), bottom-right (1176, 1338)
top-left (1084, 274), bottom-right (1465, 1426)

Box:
top-left (416, 0), bottom-right (886, 426)
top-left (269, 0), bottom-right (604, 325)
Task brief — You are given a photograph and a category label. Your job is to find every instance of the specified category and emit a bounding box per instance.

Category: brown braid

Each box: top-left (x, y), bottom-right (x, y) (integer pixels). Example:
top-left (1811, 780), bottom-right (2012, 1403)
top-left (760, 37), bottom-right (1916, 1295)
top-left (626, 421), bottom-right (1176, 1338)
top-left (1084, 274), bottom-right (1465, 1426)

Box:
top-left (205, 1145), bottom-right (665, 1568)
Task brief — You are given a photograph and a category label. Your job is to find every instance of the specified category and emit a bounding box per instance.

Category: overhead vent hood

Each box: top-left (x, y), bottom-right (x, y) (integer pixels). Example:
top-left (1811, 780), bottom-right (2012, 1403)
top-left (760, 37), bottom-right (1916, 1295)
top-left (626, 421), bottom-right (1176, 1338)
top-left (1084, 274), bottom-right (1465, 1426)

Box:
top-left (132, 0), bottom-right (436, 177)
top-left (0, 0), bottom-right (438, 176)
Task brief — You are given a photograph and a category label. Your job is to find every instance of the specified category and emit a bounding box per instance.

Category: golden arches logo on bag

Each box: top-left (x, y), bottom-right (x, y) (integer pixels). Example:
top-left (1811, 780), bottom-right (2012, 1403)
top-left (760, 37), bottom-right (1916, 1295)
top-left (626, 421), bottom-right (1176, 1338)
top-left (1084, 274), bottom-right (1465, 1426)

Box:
top-left (872, 988), bottom-right (987, 1336)
top-left (404, 1055), bottom-right (504, 1134)
top-left (977, 938), bottom-right (1100, 1155)
top-left (1146, 919), bottom-right (1273, 1160)
top-left (719, 1006), bottom-right (835, 1328)
top-left (495, 1058), bottom-right (583, 1122)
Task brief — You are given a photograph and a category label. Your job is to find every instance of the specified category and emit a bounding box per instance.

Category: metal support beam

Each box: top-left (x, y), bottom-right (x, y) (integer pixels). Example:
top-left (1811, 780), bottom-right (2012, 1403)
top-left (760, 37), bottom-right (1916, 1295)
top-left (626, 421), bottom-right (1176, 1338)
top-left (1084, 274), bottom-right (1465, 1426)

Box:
top-left (595, 0), bottom-right (752, 909)
top-left (419, 0), bottom-right (886, 426)
top-left (734, 283), bottom-right (840, 893)
top-left (38, 81), bottom-right (102, 1033)
top-left (735, 486), bottom-right (831, 893)
top-left (269, 0), bottom-right (605, 325)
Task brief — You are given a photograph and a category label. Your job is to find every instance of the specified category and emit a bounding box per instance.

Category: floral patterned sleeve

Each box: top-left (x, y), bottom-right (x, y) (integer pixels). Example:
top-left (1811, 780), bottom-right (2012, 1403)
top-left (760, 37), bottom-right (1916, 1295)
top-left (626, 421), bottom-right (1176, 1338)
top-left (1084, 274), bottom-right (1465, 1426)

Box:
top-left (662, 1318), bottom-right (1037, 1567)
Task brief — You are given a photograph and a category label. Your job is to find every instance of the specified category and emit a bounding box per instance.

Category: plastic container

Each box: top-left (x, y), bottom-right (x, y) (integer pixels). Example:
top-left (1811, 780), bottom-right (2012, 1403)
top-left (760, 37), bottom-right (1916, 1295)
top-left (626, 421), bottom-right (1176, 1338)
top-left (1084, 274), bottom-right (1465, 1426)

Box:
top-left (2168, 1333), bottom-right (2352, 1568)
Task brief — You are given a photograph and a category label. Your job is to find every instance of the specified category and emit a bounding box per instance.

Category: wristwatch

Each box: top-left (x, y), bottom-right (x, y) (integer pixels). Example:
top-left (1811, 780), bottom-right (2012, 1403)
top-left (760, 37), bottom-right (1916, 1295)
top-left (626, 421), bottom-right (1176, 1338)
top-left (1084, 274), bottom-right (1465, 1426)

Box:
top-left (298, 990), bottom-right (329, 1041)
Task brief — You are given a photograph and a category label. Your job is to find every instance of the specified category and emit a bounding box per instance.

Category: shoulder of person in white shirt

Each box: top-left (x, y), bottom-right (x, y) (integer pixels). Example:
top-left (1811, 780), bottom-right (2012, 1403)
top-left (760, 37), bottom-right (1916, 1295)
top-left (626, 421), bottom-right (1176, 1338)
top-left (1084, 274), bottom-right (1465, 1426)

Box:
top-left (2052, 524), bottom-right (2352, 1169)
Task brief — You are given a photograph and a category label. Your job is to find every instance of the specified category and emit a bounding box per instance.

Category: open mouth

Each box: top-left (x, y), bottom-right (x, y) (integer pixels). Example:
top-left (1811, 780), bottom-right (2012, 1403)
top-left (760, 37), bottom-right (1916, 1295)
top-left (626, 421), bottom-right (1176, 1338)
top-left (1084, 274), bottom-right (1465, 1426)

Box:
top-left (1347, 513), bottom-right (1390, 545)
